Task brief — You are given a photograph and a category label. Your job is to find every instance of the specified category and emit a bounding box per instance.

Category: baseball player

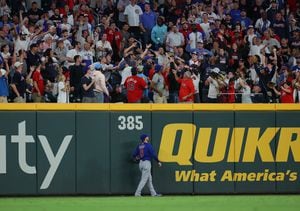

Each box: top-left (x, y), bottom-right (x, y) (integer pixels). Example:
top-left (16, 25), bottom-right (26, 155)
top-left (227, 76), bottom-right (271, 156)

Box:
top-left (132, 134), bottom-right (162, 197)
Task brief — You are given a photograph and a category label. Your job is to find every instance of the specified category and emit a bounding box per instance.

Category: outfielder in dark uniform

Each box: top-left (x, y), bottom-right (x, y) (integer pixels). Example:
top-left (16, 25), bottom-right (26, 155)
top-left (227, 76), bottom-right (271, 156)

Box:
top-left (132, 134), bottom-right (162, 197)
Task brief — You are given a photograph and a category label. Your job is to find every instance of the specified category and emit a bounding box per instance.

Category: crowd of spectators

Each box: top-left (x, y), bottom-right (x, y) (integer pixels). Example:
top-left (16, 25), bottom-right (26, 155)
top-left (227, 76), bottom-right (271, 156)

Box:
top-left (0, 0), bottom-right (299, 104)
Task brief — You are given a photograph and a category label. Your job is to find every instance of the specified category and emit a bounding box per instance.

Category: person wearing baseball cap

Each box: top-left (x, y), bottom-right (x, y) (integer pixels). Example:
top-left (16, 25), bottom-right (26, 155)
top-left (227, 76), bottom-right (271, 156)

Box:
top-left (92, 63), bottom-right (109, 103)
top-left (132, 133), bottom-right (162, 197)
top-left (152, 64), bottom-right (167, 103)
top-left (11, 62), bottom-right (26, 103)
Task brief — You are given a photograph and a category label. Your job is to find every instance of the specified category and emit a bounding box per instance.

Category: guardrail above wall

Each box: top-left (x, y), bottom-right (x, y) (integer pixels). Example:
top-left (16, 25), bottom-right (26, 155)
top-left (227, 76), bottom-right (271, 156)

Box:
top-left (0, 103), bottom-right (299, 111)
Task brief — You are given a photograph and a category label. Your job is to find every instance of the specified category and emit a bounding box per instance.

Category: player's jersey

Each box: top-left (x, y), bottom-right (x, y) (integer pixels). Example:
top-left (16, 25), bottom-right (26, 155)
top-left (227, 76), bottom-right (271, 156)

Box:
top-left (132, 142), bottom-right (159, 162)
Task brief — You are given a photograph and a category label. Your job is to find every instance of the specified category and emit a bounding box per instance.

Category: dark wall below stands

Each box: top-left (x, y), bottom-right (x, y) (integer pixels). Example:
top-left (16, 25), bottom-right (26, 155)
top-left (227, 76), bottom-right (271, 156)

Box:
top-left (0, 104), bottom-right (299, 195)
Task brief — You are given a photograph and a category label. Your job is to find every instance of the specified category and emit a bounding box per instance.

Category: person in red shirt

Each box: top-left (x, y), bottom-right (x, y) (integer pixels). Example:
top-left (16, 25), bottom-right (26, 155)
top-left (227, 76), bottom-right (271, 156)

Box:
top-left (173, 70), bottom-right (195, 103)
top-left (287, 0), bottom-right (297, 13)
top-left (272, 81), bottom-right (294, 103)
top-left (125, 67), bottom-right (147, 103)
top-left (227, 80), bottom-right (236, 103)
top-left (106, 22), bottom-right (122, 48)
top-left (106, 22), bottom-right (123, 61)
top-left (32, 63), bottom-right (45, 102)
top-left (78, 4), bottom-right (94, 25)
top-left (179, 21), bottom-right (191, 46)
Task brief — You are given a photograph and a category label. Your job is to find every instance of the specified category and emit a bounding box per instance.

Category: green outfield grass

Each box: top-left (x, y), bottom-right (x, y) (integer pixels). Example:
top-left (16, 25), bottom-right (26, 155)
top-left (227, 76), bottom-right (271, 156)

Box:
top-left (0, 195), bottom-right (299, 211)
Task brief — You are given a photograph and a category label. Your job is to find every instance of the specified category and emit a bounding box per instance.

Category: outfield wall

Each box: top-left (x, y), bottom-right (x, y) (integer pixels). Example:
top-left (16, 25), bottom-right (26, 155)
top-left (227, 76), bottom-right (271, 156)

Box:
top-left (0, 104), bottom-right (299, 195)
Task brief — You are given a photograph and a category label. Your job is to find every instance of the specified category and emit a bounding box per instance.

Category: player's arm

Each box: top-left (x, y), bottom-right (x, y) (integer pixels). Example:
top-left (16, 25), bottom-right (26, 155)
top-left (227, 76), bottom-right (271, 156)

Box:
top-left (148, 144), bottom-right (162, 167)
top-left (132, 145), bottom-right (140, 160)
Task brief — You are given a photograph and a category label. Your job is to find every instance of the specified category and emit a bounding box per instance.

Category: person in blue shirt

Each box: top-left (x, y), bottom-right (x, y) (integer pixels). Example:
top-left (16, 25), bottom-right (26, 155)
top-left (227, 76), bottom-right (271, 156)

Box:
top-left (292, 58), bottom-right (300, 72)
top-left (230, 2), bottom-right (241, 24)
top-left (151, 17), bottom-right (167, 50)
top-left (0, 68), bottom-right (9, 103)
top-left (140, 3), bottom-right (157, 48)
top-left (137, 65), bottom-right (150, 102)
top-left (186, 40), bottom-right (213, 59)
top-left (132, 134), bottom-right (162, 197)
top-left (239, 9), bottom-right (252, 30)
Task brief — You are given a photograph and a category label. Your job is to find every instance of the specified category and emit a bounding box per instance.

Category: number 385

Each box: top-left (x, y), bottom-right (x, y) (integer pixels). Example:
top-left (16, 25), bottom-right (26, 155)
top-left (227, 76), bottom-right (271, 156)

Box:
top-left (118, 116), bottom-right (143, 130)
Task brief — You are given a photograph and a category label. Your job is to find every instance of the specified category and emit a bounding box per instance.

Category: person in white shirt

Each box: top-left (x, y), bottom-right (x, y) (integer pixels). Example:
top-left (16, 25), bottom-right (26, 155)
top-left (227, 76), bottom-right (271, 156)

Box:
top-left (61, 30), bottom-right (72, 50)
top-left (66, 41), bottom-right (82, 68)
top-left (57, 74), bottom-right (69, 103)
top-left (60, 15), bottom-right (72, 33)
top-left (124, 0), bottom-right (143, 39)
top-left (255, 12), bottom-right (271, 34)
top-left (20, 17), bottom-right (32, 36)
top-left (249, 37), bottom-right (265, 64)
top-left (154, 47), bottom-right (168, 66)
top-left (92, 63), bottom-right (109, 103)
top-left (247, 60), bottom-right (259, 85)
top-left (15, 32), bottom-right (31, 52)
top-left (166, 25), bottom-right (184, 52)
top-left (1, 44), bottom-right (10, 60)
top-left (189, 52), bottom-right (200, 66)
top-left (63, 4), bottom-right (74, 26)
top-left (96, 33), bottom-right (112, 59)
top-left (262, 30), bottom-right (281, 53)
top-left (191, 68), bottom-right (200, 103)
top-left (239, 79), bottom-right (253, 103)
top-left (206, 68), bottom-right (223, 103)
top-left (205, 5), bottom-right (219, 22)
top-left (244, 25), bottom-right (257, 47)
top-left (120, 64), bottom-right (132, 87)
top-left (0, 0), bottom-right (11, 17)
top-left (151, 65), bottom-right (167, 103)
top-left (81, 42), bottom-right (94, 72)
top-left (188, 24), bottom-right (203, 49)
top-left (117, 0), bottom-right (130, 25)
top-left (200, 13), bottom-right (211, 40)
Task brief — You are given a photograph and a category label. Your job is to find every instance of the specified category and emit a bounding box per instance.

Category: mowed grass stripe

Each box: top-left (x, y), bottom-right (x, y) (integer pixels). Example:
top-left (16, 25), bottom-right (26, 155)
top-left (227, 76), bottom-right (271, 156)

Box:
top-left (0, 195), bottom-right (299, 211)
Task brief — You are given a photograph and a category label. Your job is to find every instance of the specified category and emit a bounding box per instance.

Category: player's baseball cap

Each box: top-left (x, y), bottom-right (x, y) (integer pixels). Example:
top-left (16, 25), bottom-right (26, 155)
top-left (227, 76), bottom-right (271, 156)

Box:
top-left (140, 134), bottom-right (149, 141)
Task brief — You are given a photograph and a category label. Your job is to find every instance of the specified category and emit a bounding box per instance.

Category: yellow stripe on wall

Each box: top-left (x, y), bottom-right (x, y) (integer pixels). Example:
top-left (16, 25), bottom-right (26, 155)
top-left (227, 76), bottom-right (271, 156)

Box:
top-left (275, 104), bottom-right (300, 111)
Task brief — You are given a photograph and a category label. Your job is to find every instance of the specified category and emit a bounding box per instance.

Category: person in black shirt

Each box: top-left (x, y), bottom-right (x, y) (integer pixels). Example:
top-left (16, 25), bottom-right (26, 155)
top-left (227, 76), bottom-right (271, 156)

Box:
top-left (251, 84), bottom-right (267, 103)
top-left (272, 12), bottom-right (287, 39)
top-left (175, 47), bottom-right (190, 64)
top-left (266, 0), bottom-right (279, 25)
top-left (250, 0), bottom-right (264, 23)
top-left (70, 55), bottom-right (85, 102)
top-left (26, 43), bottom-right (40, 73)
top-left (10, 62), bottom-right (26, 102)
top-left (42, 48), bottom-right (58, 83)
top-left (81, 66), bottom-right (96, 103)
top-left (27, 2), bottom-right (43, 24)
top-left (50, 8), bottom-right (62, 27)
top-left (167, 59), bottom-right (180, 103)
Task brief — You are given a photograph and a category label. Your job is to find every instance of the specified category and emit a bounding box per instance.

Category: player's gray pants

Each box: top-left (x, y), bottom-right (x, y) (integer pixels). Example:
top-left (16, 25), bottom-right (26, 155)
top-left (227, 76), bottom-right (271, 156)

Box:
top-left (135, 160), bottom-right (157, 196)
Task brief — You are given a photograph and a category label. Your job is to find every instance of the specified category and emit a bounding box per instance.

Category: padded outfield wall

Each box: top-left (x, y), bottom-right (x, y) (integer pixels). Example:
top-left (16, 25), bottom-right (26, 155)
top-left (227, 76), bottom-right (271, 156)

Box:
top-left (0, 104), bottom-right (299, 195)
